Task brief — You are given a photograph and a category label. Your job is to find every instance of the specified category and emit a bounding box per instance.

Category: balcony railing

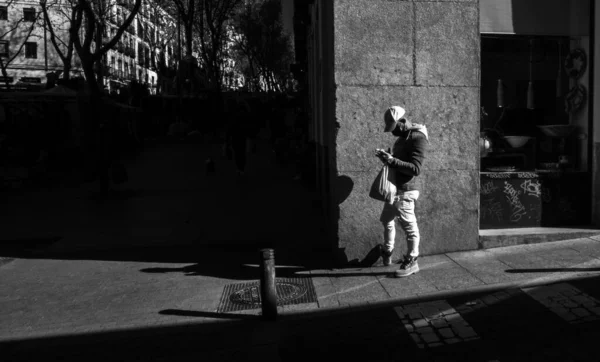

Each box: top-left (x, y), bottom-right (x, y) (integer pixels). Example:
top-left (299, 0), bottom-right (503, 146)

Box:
top-left (122, 47), bottom-right (135, 58)
top-left (106, 68), bottom-right (125, 80)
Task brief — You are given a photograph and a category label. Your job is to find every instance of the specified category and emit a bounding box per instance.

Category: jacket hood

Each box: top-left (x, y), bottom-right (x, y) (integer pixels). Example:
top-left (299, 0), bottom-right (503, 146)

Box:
top-left (409, 123), bottom-right (429, 140)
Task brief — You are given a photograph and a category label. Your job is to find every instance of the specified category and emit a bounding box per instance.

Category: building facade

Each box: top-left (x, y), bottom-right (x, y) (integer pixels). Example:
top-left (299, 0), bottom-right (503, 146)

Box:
top-left (0, 0), bottom-right (78, 88)
top-left (297, 0), bottom-right (600, 265)
top-left (0, 0), bottom-right (176, 93)
top-left (103, 0), bottom-right (178, 94)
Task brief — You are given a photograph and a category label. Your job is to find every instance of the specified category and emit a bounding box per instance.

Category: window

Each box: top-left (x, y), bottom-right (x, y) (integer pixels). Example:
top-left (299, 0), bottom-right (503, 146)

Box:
top-left (25, 42), bottom-right (37, 58)
top-left (23, 8), bottom-right (35, 22)
top-left (0, 6), bottom-right (8, 21)
top-left (0, 40), bottom-right (8, 57)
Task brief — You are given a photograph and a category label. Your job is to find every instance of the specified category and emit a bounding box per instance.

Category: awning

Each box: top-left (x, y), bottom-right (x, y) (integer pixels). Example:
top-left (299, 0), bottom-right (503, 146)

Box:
top-left (480, 0), bottom-right (590, 36)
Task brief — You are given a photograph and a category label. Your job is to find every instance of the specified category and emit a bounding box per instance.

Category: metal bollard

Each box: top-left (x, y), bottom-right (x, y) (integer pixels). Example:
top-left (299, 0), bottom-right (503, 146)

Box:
top-left (259, 248), bottom-right (278, 321)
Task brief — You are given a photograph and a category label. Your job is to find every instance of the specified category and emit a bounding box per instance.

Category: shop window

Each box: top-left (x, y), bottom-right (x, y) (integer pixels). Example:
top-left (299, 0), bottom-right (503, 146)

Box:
top-left (0, 40), bottom-right (8, 57)
top-left (479, 0), bottom-right (593, 229)
top-left (0, 6), bottom-right (8, 21)
top-left (25, 42), bottom-right (37, 58)
top-left (23, 8), bottom-right (35, 22)
top-left (480, 35), bottom-right (588, 172)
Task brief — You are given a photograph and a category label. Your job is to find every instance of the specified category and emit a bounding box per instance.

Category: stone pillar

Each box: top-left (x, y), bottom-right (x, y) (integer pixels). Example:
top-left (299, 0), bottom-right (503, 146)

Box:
top-left (331, 0), bottom-right (481, 265)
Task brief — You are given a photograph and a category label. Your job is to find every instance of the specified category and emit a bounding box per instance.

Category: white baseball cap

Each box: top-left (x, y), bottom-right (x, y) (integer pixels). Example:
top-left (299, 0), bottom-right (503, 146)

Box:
top-left (383, 106), bottom-right (406, 132)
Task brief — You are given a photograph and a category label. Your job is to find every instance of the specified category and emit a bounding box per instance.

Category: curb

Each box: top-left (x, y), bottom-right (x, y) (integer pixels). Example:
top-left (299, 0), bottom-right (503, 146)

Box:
top-left (279, 271), bottom-right (600, 321)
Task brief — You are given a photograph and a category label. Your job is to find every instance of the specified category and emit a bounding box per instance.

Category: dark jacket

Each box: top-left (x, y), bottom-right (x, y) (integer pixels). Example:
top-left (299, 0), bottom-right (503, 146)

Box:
top-left (386, 124), bottom-right (428, 192)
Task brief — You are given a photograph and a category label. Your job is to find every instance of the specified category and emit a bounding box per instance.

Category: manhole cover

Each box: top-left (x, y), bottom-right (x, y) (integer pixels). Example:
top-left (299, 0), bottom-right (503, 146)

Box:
top-left (218, 277), bottom-right (317, 313)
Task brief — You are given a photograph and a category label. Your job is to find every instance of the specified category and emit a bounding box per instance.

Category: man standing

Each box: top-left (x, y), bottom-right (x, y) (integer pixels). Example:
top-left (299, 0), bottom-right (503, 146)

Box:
top-left (375, 106), bottom-right (428, 277)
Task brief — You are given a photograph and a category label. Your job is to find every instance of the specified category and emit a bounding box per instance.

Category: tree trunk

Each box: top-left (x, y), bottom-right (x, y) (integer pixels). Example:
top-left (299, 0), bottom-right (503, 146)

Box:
top-left (185, 21), bottom-right (193, 56)
top-left (63, 59), bottom-right (72, 81)
top-left (83, 62), bottom-right (100, 96)
top-left (0, 57), bottom-right (11, 91)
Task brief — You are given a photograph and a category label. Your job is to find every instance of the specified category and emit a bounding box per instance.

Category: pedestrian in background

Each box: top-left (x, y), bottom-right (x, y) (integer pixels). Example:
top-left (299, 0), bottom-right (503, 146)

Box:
top-left (376, 106), bottom-right (429, 277)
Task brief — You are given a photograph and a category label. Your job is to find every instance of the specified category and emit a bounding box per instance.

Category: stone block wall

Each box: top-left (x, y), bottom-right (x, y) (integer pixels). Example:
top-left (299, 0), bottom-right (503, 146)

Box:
top-left (331, 0), bottom-right (480, 265)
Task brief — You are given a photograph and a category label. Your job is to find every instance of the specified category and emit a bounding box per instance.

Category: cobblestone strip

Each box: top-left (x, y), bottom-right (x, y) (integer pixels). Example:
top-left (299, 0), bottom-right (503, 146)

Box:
top-left (522, 283), bottom-right (600, 324)
top-left (394, 300), bottom-right (480, 349)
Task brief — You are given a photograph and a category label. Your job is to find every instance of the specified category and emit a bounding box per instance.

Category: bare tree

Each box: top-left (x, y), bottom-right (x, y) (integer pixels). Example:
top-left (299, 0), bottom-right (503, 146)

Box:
top-left (70, 0), bottom-right (141, 96)
top-left (0, 0), bottom-right (45, 90)
top-left (40, 0), bottom-right (79, 81)
top-left (231, 0), bottom-right (293, 92)
top-left (171, 0), bottom-right (198, 59)
top-left (194, 0), bottom-right (242, 92)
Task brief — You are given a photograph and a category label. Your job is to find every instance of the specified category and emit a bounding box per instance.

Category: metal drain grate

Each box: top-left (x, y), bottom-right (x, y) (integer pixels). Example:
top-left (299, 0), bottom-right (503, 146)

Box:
top-left (217, 277), bottom-right (317, 313)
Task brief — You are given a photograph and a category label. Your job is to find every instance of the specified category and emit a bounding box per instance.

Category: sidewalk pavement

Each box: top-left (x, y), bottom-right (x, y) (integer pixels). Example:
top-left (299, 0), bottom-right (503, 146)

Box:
top-left (2, 140), bottom-right (600, 357)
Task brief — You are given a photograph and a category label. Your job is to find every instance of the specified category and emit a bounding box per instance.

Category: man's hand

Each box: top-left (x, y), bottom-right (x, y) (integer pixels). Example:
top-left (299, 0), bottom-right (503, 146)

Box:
top-left (375, 149), bottom-right (392, 163)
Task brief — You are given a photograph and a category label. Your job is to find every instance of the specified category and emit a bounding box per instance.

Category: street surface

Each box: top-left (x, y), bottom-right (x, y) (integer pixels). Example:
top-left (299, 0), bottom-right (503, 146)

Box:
top-left (2, 140), bottom-right (600, 361)
top-left (2, 277), bottom-right (600, 361)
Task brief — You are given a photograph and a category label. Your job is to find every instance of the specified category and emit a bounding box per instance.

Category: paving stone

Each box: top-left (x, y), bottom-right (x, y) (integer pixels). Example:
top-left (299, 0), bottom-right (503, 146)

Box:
top-left (421, 332), bottom-right (440, 343)
top-left (417, 327), bottom-right (434, 335)
top-left (409, 333), bottom-right (422, 344)
top-left (572, 296), bottom-right (591, 304)
top-left (431, 318), bottom-right (447, 327)
top-left (414, 319), bottom-right (429, 328)
top-left (572, 308), bottom-right (591, 317)
top-left (455, 326), bottom-right (477, 339)
top-left (552, 307), bottom-right (570, 315)
top-left (429, 342), bottom-right (444, 348)
top-left (438, 328), bottom-right (454, 339)
top-left (446, 338), bottom-right (461, 345)
top-left (445, 313), bottom-right (461, 322)
top-left (561, 301), bottom-right (579, 308)
top-left (589, 307), bottom-right (600, 315)
top-left (408, 311), bottom-right (422, 319)
top-left (582, 300), bottom-right (597, 307)
top-left (481, 295), bottom-right (499, 305)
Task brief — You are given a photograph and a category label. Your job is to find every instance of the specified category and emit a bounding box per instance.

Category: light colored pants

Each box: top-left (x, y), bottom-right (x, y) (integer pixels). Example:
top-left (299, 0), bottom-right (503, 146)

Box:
top-left (380, 190), bottom-right (420, 257)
